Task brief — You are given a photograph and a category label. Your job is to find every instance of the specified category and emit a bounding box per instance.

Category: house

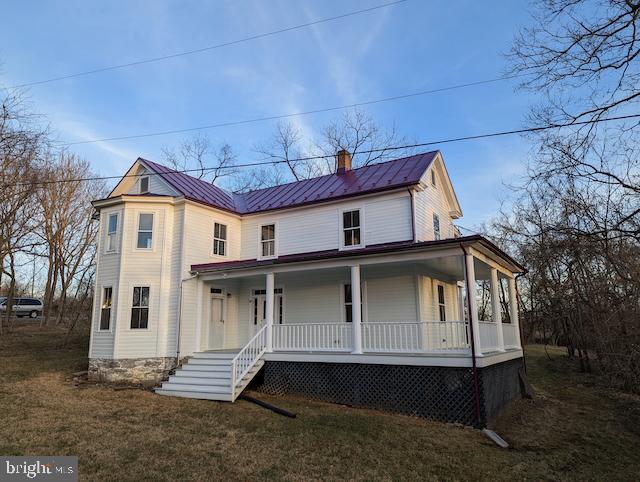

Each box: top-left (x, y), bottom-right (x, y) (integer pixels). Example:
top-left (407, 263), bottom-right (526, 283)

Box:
top-left (88, 150), bottom-right (525, 426)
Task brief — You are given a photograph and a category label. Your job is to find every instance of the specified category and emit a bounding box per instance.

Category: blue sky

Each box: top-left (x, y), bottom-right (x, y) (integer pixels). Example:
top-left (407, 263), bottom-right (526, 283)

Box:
top-left (0, 0), bottom-right (538, 229)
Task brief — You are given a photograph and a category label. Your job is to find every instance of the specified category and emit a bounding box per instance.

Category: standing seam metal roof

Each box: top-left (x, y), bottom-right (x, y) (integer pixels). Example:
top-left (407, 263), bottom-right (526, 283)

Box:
top-left (140, 150), bottom-right (438, 215)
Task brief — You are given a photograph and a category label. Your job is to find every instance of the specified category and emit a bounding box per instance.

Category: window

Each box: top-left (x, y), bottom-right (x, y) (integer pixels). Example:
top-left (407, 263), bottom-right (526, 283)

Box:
top-left (437, 285), bottom-right (446, 321)
top-left (261, 224), bottom-right (275, 257)
top-left (130, 286), bottom-right (149, 329)
top-left (107, 213), bottom-right (118, 252)
top-left (140, 176), bottom-right (149, 193)
top-left (100, 287), bottom-right (113, 330)
top-left (213, 222), bottom-right (227, 256)
top-left (431, 169), bottom-right (436, 187)
top-left (251, 288), bottom-right (283, 324)
top-left (433, 213), bottom-right (441, 240)
top-left (137, 213), bottom-right (154, 249)
top-left (342, 284), bottom-right (363, 322)
top-left (342, 210), bottom-right (361, 247)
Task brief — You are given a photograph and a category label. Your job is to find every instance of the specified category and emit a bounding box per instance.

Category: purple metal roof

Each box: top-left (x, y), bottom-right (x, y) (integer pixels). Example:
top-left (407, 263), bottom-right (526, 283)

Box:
top-left (140, 151), bottom-right (438, 215)
top-left (190, 235), bottom-right (527, 273)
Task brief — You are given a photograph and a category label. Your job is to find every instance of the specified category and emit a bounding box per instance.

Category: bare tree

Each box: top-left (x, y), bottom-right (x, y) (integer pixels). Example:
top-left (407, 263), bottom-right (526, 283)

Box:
top-left (161, 134), bottom-right (237, 184)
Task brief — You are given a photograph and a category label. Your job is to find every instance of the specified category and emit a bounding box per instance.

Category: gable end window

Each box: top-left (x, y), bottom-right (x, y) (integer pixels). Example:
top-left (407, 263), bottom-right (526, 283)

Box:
top-left (100, 287), bottom-right (113, 330)
top-left (261, 224), bottom-right (275, 257)
top-left (431, 169), bottom-right (437, 187)
top-left (137, 213), bottom-right (154, 249)
top-left (107, 213), bottom-right (118, 252)
top-left (342, 210), bottom-right (361, 247)
top-left (213, 222), bottom-right (227, 256)
top-left (130, 286), bottom-right (149, 329)
top-left (140, 176), bottom-right (149, 193)
top-left (433, 213), bottom-right (441, 241)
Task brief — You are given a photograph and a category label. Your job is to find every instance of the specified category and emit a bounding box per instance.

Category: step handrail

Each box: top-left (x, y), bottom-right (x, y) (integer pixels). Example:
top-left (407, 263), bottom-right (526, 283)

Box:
top-left (230, 325), bottom-right (268, 393)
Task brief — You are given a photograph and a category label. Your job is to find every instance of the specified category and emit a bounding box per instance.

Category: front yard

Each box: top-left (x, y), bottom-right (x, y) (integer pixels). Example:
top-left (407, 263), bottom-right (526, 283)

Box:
top-left (0, 323), bottom-right (638, 481)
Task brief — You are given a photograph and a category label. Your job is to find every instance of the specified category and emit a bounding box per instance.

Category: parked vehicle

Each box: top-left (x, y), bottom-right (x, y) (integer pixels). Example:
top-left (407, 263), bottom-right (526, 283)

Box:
top-left (0, 297), bottom-right (44, 318)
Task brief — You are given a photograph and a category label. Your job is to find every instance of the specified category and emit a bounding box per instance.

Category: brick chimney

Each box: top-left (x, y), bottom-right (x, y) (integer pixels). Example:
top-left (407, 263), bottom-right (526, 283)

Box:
top-left (336, 149), bottom-right (352, 174)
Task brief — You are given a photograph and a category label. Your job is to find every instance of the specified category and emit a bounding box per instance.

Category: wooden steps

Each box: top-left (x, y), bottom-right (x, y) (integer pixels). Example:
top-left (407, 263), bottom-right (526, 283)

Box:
top-left (155, 350), bottom-right (263, 402)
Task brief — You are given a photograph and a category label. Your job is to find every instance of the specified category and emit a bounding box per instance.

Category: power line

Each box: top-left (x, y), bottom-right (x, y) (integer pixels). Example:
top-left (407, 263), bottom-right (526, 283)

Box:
top-left (61, 74), bottom-right (526, 146)
top-left (6, 0), bottom-right (408, 89)
top-left (10, 112), bottom-right (639, 187)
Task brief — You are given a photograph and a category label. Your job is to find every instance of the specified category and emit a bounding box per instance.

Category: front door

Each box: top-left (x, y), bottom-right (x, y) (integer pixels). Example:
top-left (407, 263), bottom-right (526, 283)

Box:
top-left (251, 288), bottom-right (284, 332)
top-left (208, 293), bottom-right (225, 350)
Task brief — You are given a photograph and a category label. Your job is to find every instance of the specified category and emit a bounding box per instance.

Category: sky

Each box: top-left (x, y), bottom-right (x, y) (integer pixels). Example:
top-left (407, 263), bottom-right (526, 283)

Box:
top-left (0, 0), bottom-right (539, 229)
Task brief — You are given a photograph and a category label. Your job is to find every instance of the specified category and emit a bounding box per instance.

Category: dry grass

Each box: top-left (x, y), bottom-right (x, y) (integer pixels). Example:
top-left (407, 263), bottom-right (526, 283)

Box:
top-left (1, 324), bottom-right (639, 481)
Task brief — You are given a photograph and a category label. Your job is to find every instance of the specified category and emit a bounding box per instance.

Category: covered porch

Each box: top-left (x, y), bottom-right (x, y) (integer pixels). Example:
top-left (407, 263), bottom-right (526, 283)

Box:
top-left (184, 238), bottom-right (523, 362)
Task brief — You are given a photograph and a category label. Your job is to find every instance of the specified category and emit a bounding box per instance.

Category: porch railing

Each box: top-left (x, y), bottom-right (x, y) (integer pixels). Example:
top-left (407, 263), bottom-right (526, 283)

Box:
top-left (230, 324), bottom-right (268, 392)
top-left (362, 321), bottom-right (469, 353)
top-left (502, 323), bottom-right (519, 349)
top-left (272, 323), bottom-right (352, 351)
top-left (478, 321), bottom-right (501, 353)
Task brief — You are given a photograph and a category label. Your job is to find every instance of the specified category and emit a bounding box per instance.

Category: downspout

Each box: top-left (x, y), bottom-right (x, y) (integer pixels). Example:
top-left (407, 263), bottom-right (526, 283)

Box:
top-left (460, 243), bottom-right (482, 427)
top-left (515, 272), bottom-right (528, 374)
top-left (408, 188), bottom-right (417, 242)
top-left (176, 271), bottom-right (198, 363)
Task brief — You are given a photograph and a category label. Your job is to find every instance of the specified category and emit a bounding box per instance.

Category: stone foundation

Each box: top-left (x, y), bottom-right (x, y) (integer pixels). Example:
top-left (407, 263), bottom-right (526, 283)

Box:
top-left (88, 357), bottom-right (178, 386)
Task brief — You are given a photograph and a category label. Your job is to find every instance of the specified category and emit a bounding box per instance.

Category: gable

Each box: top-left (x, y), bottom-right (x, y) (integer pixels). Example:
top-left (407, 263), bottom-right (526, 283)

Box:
top-left (419, 152), bottom-right (462, 219)
top-left (108, 159), bottom-right (179, 198)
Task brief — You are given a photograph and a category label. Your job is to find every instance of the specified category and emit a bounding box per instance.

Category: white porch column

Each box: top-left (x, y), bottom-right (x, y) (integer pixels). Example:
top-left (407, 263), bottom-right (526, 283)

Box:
top-left (351, 265), bottom-right (363, 354)
top-left (490, 268), bottom-right (505, 352)
top-left (194, 278), bottom-right (204, 352)
top-left (508, 277), bottom-right (521, 348)
top-left (464, 252), bottom-right (483, 356)
top-left (265, 272), bottom-right (275, 353)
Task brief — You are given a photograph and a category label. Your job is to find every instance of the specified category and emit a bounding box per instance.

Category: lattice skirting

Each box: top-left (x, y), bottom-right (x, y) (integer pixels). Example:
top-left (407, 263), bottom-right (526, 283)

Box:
top-left (252, 358), bottom-right (524, 426)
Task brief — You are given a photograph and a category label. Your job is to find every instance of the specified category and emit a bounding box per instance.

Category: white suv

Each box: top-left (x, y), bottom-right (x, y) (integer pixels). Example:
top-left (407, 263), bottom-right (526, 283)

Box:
top-left (0, 297), bottom-right (44, 318)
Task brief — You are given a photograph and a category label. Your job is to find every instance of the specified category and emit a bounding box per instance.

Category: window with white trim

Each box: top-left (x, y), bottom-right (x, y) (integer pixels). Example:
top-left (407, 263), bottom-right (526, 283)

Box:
top-left (342, 210), bottom-right (361, 247)
top-left (140, 176), bottom-right (149, 193)
top-left (213, 222), bottom-right (227, 256)
top-left (107, 213), bottom-right (118, 252)
top-left (431, 169), bottom-right (436, 187)
top-left (437, 284), bottom-right (446, 321)
top-left (342, 283), bottom-right (363, 322)
top-left (433, 213), bottom-right (441, 240)
top-left (100, 287), bottom-right (113, 330)
top-left (261, 224), bottom-right (275, 257)
top-left (130, 286), bottom-right (149, 329)
top-left (137, 213), bottom-right (154, 249)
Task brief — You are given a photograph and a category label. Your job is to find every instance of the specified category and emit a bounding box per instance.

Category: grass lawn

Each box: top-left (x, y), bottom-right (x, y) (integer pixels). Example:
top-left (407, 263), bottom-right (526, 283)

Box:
top-left (1, 324), bottom-right (639, 481)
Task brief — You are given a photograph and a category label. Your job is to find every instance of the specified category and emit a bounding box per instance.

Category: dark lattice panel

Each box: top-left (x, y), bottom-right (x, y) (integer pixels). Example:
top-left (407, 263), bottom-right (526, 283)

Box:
top-left (477, 358), bottom-right (524, 425)
top-left (255, 362), bottom-right (479, 425)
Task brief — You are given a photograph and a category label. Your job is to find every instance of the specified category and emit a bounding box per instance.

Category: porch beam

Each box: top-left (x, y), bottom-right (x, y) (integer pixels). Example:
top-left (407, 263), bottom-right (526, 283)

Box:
top-left (490, 268), bottom-right (505, 352)
top-left (464, 252), bottom-right (483, 356)
top-left (265, 272), bottom-right (275, 353)
top-left (508, 277), bottom-right (521, 348)
top-left (468, 246), bottom-right (515, 278)
top-left (351, 265), bottom-right (363, 354)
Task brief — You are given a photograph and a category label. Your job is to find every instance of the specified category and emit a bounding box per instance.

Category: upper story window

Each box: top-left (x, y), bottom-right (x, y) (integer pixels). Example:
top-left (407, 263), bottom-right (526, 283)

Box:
top-left (130, 286), bottom-right (150, 329)
top-left (107, 213), bottom-right (118, 252)
top-left (261, 224), bottom-right (275, 257)
top-left (213, 222), bottom-right (227, 256)
top-left (342, 209), bottom-right (361, 247)
top-left (431, 169), bottom-right (436, 187)
top-left (100, 287), bottom-right (113, 330)
top-left (137, 213), bottom-right (154, 249)
top-left (437, 285), bottom-right (446, 321)
top-left (433, 213), bottom-right (441, 240)
top-left (140, 176), bottom-right (149, 194)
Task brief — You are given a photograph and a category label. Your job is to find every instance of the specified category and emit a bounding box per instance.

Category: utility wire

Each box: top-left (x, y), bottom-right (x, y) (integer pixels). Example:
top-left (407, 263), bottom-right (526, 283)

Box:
top-left (6, 0), bottom-right (408, 89)
top-left (60, 74), bottom-right (526, 146)
top-left (10, 112), bottom-right (639, 187)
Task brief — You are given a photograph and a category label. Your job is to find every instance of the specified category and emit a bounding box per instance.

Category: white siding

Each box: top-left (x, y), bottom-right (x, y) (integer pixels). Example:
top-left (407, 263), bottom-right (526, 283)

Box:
top-left (419, 276), bottom-right (461, 321)
top-left (126, 166), bottom-right (177, 196)
top-left (239, 191), bottom-right (413, 259)
top-left (414, 167), bottom-right (456, 241)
